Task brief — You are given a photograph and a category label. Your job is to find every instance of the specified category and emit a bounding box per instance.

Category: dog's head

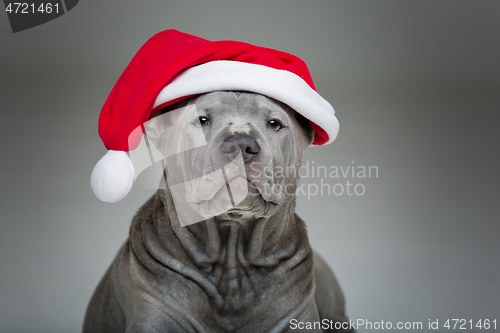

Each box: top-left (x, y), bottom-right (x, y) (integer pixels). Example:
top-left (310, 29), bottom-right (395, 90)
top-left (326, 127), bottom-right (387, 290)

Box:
top-left (145, 91), bottom-right (314, 225)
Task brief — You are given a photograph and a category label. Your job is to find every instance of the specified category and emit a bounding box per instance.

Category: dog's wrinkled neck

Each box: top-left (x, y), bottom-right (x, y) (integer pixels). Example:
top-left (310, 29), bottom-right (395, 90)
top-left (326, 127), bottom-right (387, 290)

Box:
top-left (129, 187), bottom-right (310, 312)
top-left (160, 186), bottom-right (303, 268)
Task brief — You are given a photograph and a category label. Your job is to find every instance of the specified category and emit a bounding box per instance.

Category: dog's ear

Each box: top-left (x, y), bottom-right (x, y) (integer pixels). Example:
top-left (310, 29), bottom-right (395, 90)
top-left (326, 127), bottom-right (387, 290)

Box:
top-left (144, 113), bottom-right (171, 147)
top-left (145, 99), bottom-right (192, 147)
top-left (294, 112), bottom-right (315, 146)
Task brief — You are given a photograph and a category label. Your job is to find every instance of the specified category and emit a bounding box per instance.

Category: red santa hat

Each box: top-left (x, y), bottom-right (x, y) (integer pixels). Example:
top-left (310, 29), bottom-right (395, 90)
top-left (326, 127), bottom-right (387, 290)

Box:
top-left (91, 29), bottom-right (339, 202)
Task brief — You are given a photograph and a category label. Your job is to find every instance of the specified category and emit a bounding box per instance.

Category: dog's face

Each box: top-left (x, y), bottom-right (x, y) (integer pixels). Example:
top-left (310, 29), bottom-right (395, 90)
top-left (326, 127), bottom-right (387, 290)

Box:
top-left (145, 91), bottom-right (314, 226)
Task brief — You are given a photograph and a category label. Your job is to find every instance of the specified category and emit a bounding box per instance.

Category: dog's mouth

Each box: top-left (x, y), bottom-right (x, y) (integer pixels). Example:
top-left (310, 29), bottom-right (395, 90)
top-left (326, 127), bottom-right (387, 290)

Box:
top-left (181, 148), bottom-right (283, 205)
top-left (188, 166), bottom-right (283, 206)
top-left (171, 160), bottom-right (282, 224)
top-left (166, 143), bottom-right (287, 226)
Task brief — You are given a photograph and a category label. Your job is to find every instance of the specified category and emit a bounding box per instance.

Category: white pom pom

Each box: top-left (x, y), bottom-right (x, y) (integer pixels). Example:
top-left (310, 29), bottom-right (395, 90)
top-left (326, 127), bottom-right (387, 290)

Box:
top-left (90, 150), bottom-right (135, 203)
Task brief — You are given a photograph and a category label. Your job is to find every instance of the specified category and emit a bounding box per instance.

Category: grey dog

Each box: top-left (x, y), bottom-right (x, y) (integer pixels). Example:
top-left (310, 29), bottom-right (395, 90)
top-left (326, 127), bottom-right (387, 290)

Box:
top-left (83, 91), bottom-right (353, 333)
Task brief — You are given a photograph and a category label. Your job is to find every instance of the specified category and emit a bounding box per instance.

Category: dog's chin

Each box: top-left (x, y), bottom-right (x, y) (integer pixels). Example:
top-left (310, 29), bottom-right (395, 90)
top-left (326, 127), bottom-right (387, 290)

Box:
top-left (186, 176), bottom-right (280, 222)
top-left (223, 182), bottom-right (280, 220)
top-left (215, 200), bottom-right (280, 224)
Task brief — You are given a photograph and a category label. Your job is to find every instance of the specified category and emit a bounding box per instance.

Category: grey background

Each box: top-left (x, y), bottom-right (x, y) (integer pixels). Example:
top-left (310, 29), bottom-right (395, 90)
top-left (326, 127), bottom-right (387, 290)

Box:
top-left (1, 1), bottom-right (499, 332)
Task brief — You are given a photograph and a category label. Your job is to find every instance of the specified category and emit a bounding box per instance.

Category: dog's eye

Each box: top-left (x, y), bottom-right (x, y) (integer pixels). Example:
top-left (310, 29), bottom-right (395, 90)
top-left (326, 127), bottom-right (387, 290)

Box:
top-left (268, 120), bottom-right (282, 131)
top-left (195, 116), bottom-right (210, 127)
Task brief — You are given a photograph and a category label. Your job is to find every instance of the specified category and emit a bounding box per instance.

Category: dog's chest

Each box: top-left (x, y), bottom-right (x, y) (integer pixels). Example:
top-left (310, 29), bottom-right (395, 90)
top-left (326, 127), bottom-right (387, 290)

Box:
top-left (201, 267), bottom-right (288, 332)
top-left (204, 261), bottom-right (271, 310)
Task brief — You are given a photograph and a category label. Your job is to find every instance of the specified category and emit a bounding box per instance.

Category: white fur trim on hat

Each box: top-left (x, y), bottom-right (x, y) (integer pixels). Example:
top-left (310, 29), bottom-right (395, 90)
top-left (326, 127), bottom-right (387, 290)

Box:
top-left (90, 150), bottom-right (135, 203)
top-left (154, 60), bottom-right (339, 144)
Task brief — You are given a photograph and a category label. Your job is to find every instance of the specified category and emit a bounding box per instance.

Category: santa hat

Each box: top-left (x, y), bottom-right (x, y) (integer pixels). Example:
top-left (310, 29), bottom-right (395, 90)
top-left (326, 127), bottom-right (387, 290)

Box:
top-left (91, 29), bottom-right (339, 203)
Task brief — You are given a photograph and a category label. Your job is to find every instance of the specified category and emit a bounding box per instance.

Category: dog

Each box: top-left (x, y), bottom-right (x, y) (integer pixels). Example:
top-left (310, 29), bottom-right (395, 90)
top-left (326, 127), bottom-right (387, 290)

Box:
top-left (83, 91), bottom-right (353, 332)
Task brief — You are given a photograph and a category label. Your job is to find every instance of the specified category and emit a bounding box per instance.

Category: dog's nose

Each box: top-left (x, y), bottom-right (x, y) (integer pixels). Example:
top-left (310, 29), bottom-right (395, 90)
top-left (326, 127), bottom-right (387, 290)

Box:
top-left (221, 135), bottom-right (260, 163)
